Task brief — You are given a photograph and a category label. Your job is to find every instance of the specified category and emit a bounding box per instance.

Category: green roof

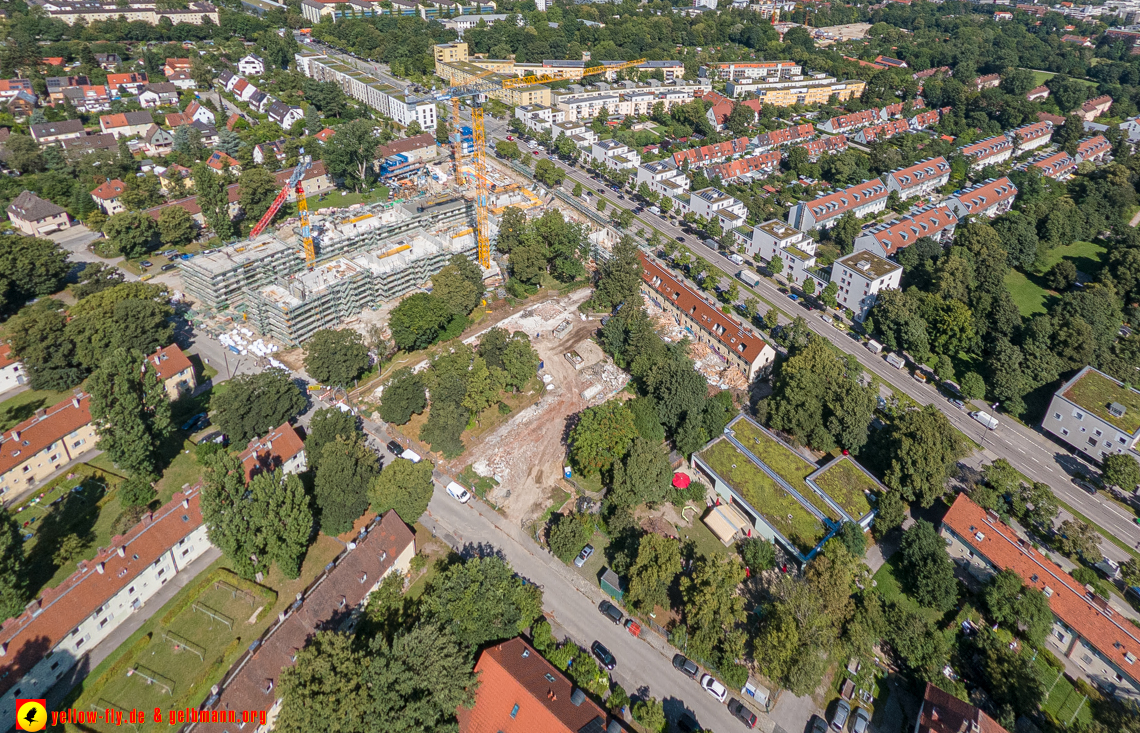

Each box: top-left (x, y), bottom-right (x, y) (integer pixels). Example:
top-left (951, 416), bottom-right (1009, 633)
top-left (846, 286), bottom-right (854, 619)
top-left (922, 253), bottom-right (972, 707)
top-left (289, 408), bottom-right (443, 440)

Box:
top-left (729, 418), bottom-right (840, 522)
top-left (1063, 367), bottom-right (1140, 434)
top-left (810, 457), bottom-right (877, 520)
top-left (784, 245), bottom-right (813, 261)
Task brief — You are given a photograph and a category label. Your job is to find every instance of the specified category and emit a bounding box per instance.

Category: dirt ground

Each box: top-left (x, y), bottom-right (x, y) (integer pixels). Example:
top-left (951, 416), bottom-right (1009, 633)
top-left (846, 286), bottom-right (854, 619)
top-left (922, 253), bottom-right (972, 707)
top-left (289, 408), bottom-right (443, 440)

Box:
top-left (454, 288), bottom-right (629, 525)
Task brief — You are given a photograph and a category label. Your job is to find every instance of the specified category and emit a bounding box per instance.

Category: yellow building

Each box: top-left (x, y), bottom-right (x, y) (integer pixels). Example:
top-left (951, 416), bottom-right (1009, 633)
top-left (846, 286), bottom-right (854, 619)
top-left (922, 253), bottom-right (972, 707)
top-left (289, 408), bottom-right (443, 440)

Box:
top-left (0, 394), bottom-right (98, 497)
top-left (726, 76), bottom-right (865, 106)
top-left (434, 42), bottom-right (469, 65)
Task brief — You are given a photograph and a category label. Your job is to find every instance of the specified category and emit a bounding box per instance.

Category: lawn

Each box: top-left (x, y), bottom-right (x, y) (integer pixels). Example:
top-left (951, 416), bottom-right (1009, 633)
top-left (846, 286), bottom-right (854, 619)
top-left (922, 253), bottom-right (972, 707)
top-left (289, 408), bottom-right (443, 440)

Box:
top-left (678, 509), bottom-right (733, 558)
top-left (0, 387), bottom-right (75, 432)
top-left (1037, 240), bottom-right (1106, 276)
top-left (1008, 240), bottom-right (1108, 318)
top-left (728, 418), bottom-right (839, 521)
top-left (1005, 269), bottom-right (1051, 317)
top-left (1027, 70), bottom-right (1097, 87)
top-left (312, 186), bottom-right (391, 212)
top-left (698, 438), bottom-right (827, 555)
top-left (810, 457), bottom-right (876, 520)
top-left (1024, 647), bottom-right (1093, 727)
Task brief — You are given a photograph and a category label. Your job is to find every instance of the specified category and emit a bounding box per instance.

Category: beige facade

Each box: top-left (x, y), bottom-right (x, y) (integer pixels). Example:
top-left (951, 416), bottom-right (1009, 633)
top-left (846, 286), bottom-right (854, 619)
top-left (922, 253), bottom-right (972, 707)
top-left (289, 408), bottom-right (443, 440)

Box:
top-left (0, 395), bottom-right (98, 497)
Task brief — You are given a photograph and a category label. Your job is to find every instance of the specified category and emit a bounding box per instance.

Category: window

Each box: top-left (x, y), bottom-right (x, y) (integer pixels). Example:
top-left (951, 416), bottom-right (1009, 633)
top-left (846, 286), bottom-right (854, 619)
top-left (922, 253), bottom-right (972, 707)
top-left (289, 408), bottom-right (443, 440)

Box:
top-left (1088, 437), bottom-right (1098, 447)
top-left (1082, 654), bottom-right (1093, 665)
top-left (510, 705), bottom-right (520, 719)
top-left (1075, 411), bottom-right (1085, 420)
top-left (1061, 428), bottom-right (1069, 436)
top-left (1095, 429), bottom-right (1103, 437)
top-left (1120, 436), bottom-right (1128, 445)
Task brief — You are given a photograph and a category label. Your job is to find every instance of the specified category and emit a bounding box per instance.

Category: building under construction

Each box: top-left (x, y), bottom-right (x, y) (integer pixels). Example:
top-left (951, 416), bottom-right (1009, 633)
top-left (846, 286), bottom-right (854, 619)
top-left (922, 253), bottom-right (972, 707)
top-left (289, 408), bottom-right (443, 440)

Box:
top-left (181, 196), bottom-right (500, 345)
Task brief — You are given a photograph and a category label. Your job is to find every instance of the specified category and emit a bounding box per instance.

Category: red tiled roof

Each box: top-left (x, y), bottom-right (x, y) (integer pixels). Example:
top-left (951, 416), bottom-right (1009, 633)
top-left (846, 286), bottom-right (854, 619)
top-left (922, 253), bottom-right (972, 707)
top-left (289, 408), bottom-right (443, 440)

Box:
top-left (314, 127), bottom-right (336, 142)
top-left (1031, 151), bottom-right (1077, 178)
top-left (913, 66), bottom-right (951, 80)
top-left (799, 134), bottom-right (848, 157)
top-left (201, 511), bottom-right (414, 726)
top-left (376, 132), bottom-right (437, 158)
top-left (950, 177), bottom-right (1018, 214)
top-left (860, 205), bottom-right (958, 256)
top-left (225, 112), bottom-right (240, 131)
top-left (672, 136), bottom-right (750, 167)
top-left (42, 58), bottom-right (65, 66)
top-left (757, 123), bottom-right (814, 147)
top-left (206, 150), bottom-right (239, 170)
top-left (859, 119), bottom-right (910, 143)
top-left (107, 72), bottom-right (147, 87)
top-left (0, 344), bottom-right (18, 370)
top-left (942, 493), bottom-right (1140, 684)
top-left (1026, 85), bottom-right (1050, 99)
top-left (1011, 120), bottom-right (1053, 143)
top-left (708, 151), bottom-right (781, 181)
top-left (960, 134), bottom-right (1012, 160)
top-left (917, 683), bottom-right (1009, 733)
top-left (1081, 94), bottom-right (1112, 112)
top-left (1077, 134), bottom-right (1111, 160)
top-left (824, 109), bottom-right (879, 132)
top-left (147, 344), bottom-right (193, 382)
top-left (639, 254), bottom-right (770, 363)
top-left (1038, 111), bottom-right (1066, 126)
top-left (0, 487), bottom-right (204, 696)
top-left (801, 179), bottom-right (888, 221)
top-left (232, 78), bottom-right (249, 95)
top-left (888, 157), bottom-right (950, 190)
top-left (239, 422), bottom-right (306, 481)
top-left (457, 637), bottom-right (620, 733)
top-left (165, 112), bottom-right (189, 127)
top-left (909, 109), bottom-right (942, 128)
top-left (708, 100), bottom-right (735, 127)
top-left (0, 394), bottom-right (92, 478)
top-left (975, 73), bottom-right (1001, 87)
top-left (90, 179), bottom-right (127, 200)
top-left (145, 183), bottom-right (241, 220)
top-left (844, 56), bottom-right (887, 70)
top-left (165, 58), bottom-right (191, 69)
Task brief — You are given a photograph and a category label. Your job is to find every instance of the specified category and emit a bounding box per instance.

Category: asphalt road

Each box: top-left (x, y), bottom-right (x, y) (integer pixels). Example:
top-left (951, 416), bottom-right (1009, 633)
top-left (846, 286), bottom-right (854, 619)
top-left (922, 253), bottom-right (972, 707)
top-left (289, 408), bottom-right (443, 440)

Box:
top-left (515, 145), bottom-right (1140, 562)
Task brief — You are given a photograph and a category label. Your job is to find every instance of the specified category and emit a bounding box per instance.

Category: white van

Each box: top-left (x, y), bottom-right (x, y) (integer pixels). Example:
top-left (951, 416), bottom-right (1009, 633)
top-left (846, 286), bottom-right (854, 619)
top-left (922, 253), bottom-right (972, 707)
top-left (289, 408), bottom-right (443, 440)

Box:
top-left (402, 449), bottom-right (422, 463)
top-left (971, 411), bottom-right (999, 430)
top-left (446, 481), bottom-right (471, 503)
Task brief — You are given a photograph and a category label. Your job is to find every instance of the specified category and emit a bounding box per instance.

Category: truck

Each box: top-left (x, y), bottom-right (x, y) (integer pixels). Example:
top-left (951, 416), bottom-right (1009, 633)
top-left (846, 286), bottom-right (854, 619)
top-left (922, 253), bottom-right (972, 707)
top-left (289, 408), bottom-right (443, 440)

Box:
top-left (738, 269), bottom-right (762, 287)
top-left (971, 411), bottom-right (999, 430)
top-left (866, 339), bottom-right (883, 354)
top-left (885, 353), bottom-right (905, 369)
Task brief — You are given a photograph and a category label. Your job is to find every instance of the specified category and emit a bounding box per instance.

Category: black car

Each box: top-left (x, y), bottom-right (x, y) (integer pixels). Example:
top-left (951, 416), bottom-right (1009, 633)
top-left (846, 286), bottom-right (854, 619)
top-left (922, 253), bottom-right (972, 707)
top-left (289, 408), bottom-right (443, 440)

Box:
top-left (596, 187), bottom-right (606, 194)
top-left (672, 654), bottom-right (699, 678)
top-left (386, 440), bottom-right (404, 456)
top-left (676, 236), bottom-right (685, 242)
top-left (591, 641), bottom-right (616, 670)
top-left (599, 600), bottom-right (623, 625)
top-left (728, 699), bottom-right (758, 729)
top-left (161, 263), bottom-right (178, 271)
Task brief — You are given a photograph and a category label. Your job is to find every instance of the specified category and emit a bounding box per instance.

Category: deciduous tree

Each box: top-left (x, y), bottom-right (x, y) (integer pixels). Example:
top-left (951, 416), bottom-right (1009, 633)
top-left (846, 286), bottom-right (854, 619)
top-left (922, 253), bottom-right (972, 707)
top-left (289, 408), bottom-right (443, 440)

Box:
top-left (369, 457), bottom-right (434, 524)
top-left (626, 533), bottom-right (682, 614)
top-left (314, 436), bottom-right (378, 535)
top-left (378, 368), bottom-right (427, 425)
top-left (0, 512), bottom-right (28, 619)
top-left (899, 520), bottom-right (958, 612)
top-left (102, 211), bottom-right (157, 259)
top-left (210, 368), bottom-right (306, 446)
top-left (88, 348), bottom-right (173, 477)
top-left (389, 293), bottom-right (455, 351)
top-left (569, 400), bottom-right (639, 476)
top-left (421, 555), bottom-right (543, 648)
top-left (304, 328), bottom-right (370, 386)
top-left (305, 407), bottom-right (361, 471)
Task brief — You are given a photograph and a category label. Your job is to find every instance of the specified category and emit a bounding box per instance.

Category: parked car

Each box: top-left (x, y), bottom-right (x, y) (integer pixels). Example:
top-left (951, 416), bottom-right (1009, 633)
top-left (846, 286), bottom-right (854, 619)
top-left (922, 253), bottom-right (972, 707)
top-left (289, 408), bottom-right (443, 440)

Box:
top-left (672, 654), bottom-right (699, 679)
top-left (445, 481), bottom-right (471, 503)
top-left (949, 398), bottom-right (965, 409)
top-left (140, 260), bottom-right (153, 268)
top-left (1072, 477), bottom-right (1098, 495)
top-left (831, 700), bottom-right (850, 731)
top-left (851, 707), bottom-right (870, 733)
top-left (574, 544), bottom-right (594, 567)
top-left (161, 263), bottom-right (178, 271)
top-left (700, 674), bottom-right (728, 703)
top-left (599, 600), bottom-right (623, 625)
top-left (728, 699), bottom-right (758, 729)
top-left (385, 440), bottom-right (403, 456)
top-left (811, 715), bottom-right (828, 733)
top-left (788, 293), bottom-right (800, 302)
top-left (591, 641), bottom-right (616, 670)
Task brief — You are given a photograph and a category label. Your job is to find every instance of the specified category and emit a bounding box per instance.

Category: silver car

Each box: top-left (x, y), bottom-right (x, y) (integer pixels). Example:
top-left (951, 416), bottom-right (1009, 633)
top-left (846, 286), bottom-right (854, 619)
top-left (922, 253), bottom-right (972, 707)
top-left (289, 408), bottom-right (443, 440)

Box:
top-left (831, 700), bottom-right (850, 731)
top-left (574, 544), bottom-right (594, 567)
top-left (851, 707), bottom-right (870, 733)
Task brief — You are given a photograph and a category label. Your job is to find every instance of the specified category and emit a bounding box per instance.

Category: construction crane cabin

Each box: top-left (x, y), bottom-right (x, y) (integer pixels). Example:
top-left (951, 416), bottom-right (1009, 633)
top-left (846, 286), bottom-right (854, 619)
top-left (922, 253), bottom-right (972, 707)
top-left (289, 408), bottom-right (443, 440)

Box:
top-left (249, 150), bottom-right (316, 266)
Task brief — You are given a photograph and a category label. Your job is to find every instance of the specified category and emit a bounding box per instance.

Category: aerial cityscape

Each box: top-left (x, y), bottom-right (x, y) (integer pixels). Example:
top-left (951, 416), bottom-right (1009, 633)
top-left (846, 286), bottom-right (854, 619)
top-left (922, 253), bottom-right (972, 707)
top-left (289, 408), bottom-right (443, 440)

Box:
top-left (1, 0), bottom-right (1140, 731)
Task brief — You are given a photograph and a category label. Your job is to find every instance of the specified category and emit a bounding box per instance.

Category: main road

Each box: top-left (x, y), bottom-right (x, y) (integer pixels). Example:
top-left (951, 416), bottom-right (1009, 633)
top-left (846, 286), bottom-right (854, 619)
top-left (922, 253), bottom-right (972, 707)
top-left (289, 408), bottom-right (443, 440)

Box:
top-left (513, 141), bottom-right (1140, 562)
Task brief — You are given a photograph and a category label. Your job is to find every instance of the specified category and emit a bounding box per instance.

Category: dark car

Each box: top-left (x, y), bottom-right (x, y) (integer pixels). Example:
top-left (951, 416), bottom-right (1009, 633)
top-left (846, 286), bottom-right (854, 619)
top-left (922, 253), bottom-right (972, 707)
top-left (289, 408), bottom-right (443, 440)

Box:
top-left (386, 440), bottom-right (404, 456)
top-left (181, 413), bottom-right (207, 431)
top-left (161, 263), bottom-right (178, 271)
top-left (728, 699), bottom-right (758, 729)
top-left (810, 715), bottom-right (828, 733)
top-left (599, 600), bottom-right (623, 625)
top-left (676, 236), bottom-right (685, 242)
top-left (591, 641), bottom-right (616, 670)
top-left (672, 654), bottom-right (699, 678)
top-left (597, 187), bottom-right (606, 193)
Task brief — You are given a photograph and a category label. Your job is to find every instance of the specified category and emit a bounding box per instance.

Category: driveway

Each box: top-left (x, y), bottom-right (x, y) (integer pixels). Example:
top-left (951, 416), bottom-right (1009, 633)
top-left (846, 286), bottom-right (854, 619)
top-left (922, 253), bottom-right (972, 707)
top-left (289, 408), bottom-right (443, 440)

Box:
top-left (48, 225), bottom-right (139, 282)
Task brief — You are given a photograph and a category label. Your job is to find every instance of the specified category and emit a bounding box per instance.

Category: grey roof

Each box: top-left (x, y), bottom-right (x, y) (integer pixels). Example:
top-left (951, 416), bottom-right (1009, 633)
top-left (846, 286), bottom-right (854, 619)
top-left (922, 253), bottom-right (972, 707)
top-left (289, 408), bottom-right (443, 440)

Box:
top-left (266, 100), bottom-right (297, 122)
top-left (143, 82), bottom-right (178, 95)
top-left (191, 120), bottom-right (218, 137)
top-left (61, 133), bottom-right (118, 153)
top-left (7, 191), bottom-right (67, 222)
top-left (30, 119), bottom-right (84, 139)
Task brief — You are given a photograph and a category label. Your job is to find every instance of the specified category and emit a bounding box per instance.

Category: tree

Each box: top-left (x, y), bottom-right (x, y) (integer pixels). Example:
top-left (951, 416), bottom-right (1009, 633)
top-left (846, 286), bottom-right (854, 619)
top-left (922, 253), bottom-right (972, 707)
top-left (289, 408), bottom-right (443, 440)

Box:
top-left (769, 254), bottom-right (784, 276)
top-left (210, 368), bottom-right (306, 446)
top-left (314, 436), bottom-right (378, 535)
top-left (369, 457), bottom-right (434, 524)
top-left (157, 205), bottom-right (196, 249)
top-left (884, 602), bottom-right (950, 684)
top-left (1103, 453), bottom-right (1140, 492)
top-left (389, 293), bottom-right (455, 351)
top-left (495, 140), bottom-right (522, 160)
top-left (836, 521), bottom-right (867, 559)
top-left (1056, 518), bottom-right (1100, 559)
top-left (960, 371), bottom-right (986, 401)
top-left (193, 162), bottom-right (235, 240)
top-left (102, 211), bottom-right (157, 259)
top-left (875, 490), bottom-right (907, 532)
top-left (254, 471), bottom-right (313, 578)
top-left (548, 513), bottom-right (589, 562)
top-left (322, 119), bottom-right (376, 191)
top-left (573, 181), bottom-right (583, 197)
top-left (462, 356), bottom-right (498, 419)
top-left (534, 158), bottom-right (565, 186)
top-left (419, 400), bottom-right (468, 458)
top-left (626, 533), bottom-right (682, 614)
top-left (0, 235), bottom-right (69, 317)
top-left (569, 400), bottom-right (639, 476)
top-left (305, 409), bottom-right (360, 474)
top-left (119, 475), bottom-right (157, 508)
top-left (632, 698), bottom-right (667, 733)
top-left (1122, 558), bottom-right (1140, 588)
top-left (593, 235), bottom-right (642, 311)
top-left (201, 450), bottom-right (264, 578)
top-left (0, 512), bottom-right (28, 619)
top-left (609, 437), bottom-right (673, 508)
top-left (238, 167), bottom-right (281, 227)
top-left (879, 405), bottom-right (968, 507)
top-left (88, 348), bottom-right (173, 477)
top-left (984, 569), bottom-right (1053, 646)
top-left (899, 520), bottom-right (958, 612)
top-left (738, 537), bottom-right (776, 572)
top-left (495, 207), bottom-right (527, 255)
top-left (421, 555), bottom-right (543, 648)
top-left (379, 368), bottom-right (427, 425)
top-left (6, 301), bottom-right (82, 390)
top-left (304, 328), bottom-right (370, 386)
top-left (54, 533), bottom-right (90, 566)
top-left (432, 255), bottom-right (483, 317)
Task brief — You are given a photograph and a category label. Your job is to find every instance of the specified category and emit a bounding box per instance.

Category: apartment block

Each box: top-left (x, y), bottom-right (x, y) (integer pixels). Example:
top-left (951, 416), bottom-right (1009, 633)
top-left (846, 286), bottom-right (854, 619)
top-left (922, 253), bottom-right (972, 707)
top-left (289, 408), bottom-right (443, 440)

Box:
top-left (26, 0), bottom-right (219, 24)
top-left (295, 52), bottom-right (438, 129)
top-left (959, 134), bottom-right (1014, 170)
top-left (829, 251), bottom-right (902, 321)
top-left (698, 61), bottom-right (802, 81)
top-left (551, 79), bottom-right (708, 122)
top-left (739, 219), bottom-right (816, 275)
top-left (787, 179), bottom-right (889, 231)
top-left (1031, 151), bottom-right (1078, 180)
top-left (636, 159), bottom-right (689, 198)
top-left (725, 74), bottom-right (865, 105)
top-left (885, 157), bottom-right (951, 200)
top-left (944, 177), bottom-right (1018, 219)
top-left (590, 139), bottom-right (640, 170)
top-left (854, 205), bottom-right (958, 259)
top-left (0, 346), bottom-right (27, 396)
top-left (1043, 366), bottom-right (1140, 464)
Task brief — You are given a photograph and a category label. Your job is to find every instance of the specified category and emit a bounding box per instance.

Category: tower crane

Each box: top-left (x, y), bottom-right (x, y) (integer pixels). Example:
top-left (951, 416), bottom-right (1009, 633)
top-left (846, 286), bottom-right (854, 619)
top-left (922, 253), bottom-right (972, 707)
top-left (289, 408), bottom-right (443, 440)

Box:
top-left (249, 151), bottom-right (316, 266)
top-left (408, 58), bottom-right (647, 268)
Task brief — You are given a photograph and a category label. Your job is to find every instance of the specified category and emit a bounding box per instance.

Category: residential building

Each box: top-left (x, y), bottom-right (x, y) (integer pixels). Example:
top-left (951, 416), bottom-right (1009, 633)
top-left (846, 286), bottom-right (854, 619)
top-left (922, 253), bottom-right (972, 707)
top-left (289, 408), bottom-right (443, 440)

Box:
top-left (167, 71), bottom-right (198, 90)
top-left (885, 157), bottom-right (951, 200)
top-left (916, 683), bottom-right (1009, 733)
top-left (1027, 85), bottom-right (1051, 101)
top-left (818, 109), bottom-right (879, 134)
top-left (184, 100), bottom-right (216, 126)
top-left (908, 108), bottom-right (942, 130)
top-left (638, 253), bottom-right (777, 380)
top-left (238, 54), bottom-right (266, 77)
top-left (725, 74), bottom-right (865, 104)
top-left (830, 251), bottom-right (902, 321)
top-left (1031, 150), bottom-right (1078, 180)
top-left (61, 133), bottom-right (117, 157)
top-left (699, 60), bottom-right (802, 81)
top-left (218, 69), bottom-right (238, 93)
top-left (206, 150), bottom-right (242, 174)
top-left (29, 119), bottom-right (85, 145)
top-left (204, 511), bottom-right (414, 729)
top-left (94, 53), bottom-right (120, 69)
top-left (25, 0), bottom-right (219, 25)
top-left (753, 123), bottom-right (814, 151)
top-left (272, 160), bottom-right (335, 203)
top-left (672, 136), bottom-right (750, 168)
top-left (1079, 94), bottom-right (1113, 121)
top-left (1062, 34), bottom-right (1095, 46)
top-left (799, 135), bottom-right (848, 161)
top-left (147, 344), bottom-right (196, 401)
top-left (854, 119), bottom-right (910, 144)
top-left (913, 66), bottom-right (952, 82)
top-left (159, 164), bottom-right (194, 193)
top-left (239, 422), bottom-right (307, 481)
top-left (1043, 365), bottom-right (1140, 463)
top-left (1010, 120), bottom-right (1054, 152)
top-left (708, 151), bottom-right (782, 182)
top-left (6, 191), bottom-right (71, 236)
top-left (0, 79), bottom-right (33, 104)
top-left (458, 637), bottom-right (629, 733)
top-left (90, 179), bottom-right (128, 215)
top-left (232, 78), bottom-right (257, 103)
top-left (959, 134), bottom-right (1014, 170)
top-left (975, 73), bottom-right (1001, 90)
top-left (944, 177), bottom-right (1018, 219)
top-left (138, 82), bottom-right (179, 108)
top-left (0, 345), bottom-right (28, 396)
top-left (254, 140), bottom-right (287, 166)
top-left (315, 127), bottom-right (336, 143)
top-left (0, 489), bottom-right (210, 725)
top-left (590, 138), bottom-right (641, 170)
top-left (637, 59), bottom-right (685, 81)
top-left (267, 101), bottom-right (304, 129)
top-left (99, 111), bottom-right (155, 139)
top-left (740, 220), bottom-right (819, 289)
top-left (788, 179), bottom-right (889, 231)
top-left (551, 80), bottom-right (708, 122)
top-left (45, 75), bottom-right (89, 104)
top-left (1077, 134), bottom-right (1112, 163)
top-left (874, 55), bottom-right (908, 68)
top-left (191, 120), bottom-right (220, 147)
top-left (164, 58), bottom-right (192, 76)
top-left (142, 125), bottom-right (174, 157)
top-left (106, 72), bottom-right (148, 97)
top-left (146, 184), bottom-right (242, 227)
top-left (0, 394), bottom-right (97, 496)
top-left (374, 134), bottom-right (440, 165)
top-left (61, 85), bottom-right (111, 112)
top-left (681, 187), bottom-right (748, 232)
top-left (635, 159), bottom-right (689, 198)
top-left (854, 205), bottom-right (958, 259)
top-left (513, 103), bottom-right (565, 132)
top-left (7, 92), bottom-right (36, 119)
top-left (941, 492), bottom-right (1140, 699)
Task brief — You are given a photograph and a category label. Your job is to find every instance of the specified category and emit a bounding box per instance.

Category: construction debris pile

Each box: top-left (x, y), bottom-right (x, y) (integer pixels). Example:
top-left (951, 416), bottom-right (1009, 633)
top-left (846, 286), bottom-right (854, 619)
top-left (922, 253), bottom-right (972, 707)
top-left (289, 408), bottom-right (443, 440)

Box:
top-left (579, 362), bottom-right (630, 404)
top-left (647, 302), bottom-right (748, 390)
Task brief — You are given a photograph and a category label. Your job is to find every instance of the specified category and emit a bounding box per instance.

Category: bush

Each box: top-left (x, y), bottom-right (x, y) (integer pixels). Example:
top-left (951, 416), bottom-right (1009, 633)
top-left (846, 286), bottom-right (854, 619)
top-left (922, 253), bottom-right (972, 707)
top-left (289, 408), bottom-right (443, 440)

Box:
top-left (738, 537), bottom-right (776, 571)
top-left (607, 682), bottom-right (629, 713)
top-left (547, 513), bottom-right (589, 562)
top-left (498, 401), bottom-right (512, 415)
top-left (632, 697), bottom-right (667, 732)
top-left (111, 505), bottom-right (148, 536)
top-left (195, 440), bottom-right (225, 464)
top-left (719, 663), bottom-right (749, 690)
top-left (118, 475), bottom-right (157, 508)
top-left (531, 617), bottom-right (556, 652)
top-left (1071, 566), bottom-right (1112, 599)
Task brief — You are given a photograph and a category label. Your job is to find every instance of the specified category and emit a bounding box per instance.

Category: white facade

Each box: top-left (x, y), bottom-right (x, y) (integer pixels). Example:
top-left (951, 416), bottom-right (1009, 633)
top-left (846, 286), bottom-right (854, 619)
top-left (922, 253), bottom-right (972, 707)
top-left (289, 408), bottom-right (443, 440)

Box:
top-left (885, 157), bottom-right (950, 200)
top-left (238, 54), bottom-right (266, 77)
top-left (737, 219), bottom-right (819, 288)
top-left (687, 187), bottom-right (748, 231)
top-left (0, 347), bottom-right (27, 395)
top-left (636, 159), bottom-right (689, 198)
top-left (389, 94), bottom-right (437, 131)
top-left (830, 251), bottom-right (902, 321)
top-left (590, 138), bottom-right (641, 170)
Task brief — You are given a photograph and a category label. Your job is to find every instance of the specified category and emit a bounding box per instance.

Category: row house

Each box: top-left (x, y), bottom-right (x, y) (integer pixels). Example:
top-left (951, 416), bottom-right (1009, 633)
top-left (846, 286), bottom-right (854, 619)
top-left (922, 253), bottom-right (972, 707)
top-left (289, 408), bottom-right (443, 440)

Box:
top-left (854, 119), bottom-right (910, 144)
top-left (635, 159), bottom-right (689, 198)
top-left (61, 85), bottom-right (111, 112)
top-left (1077, 134), bottom-right (1112, 163)
top-left (46, 75), bottom-right (88, 104)
top-left (1010, 120), bottom-right (1054, 152)
top-left (0, 79), bottom-right (33, 104)
top-left (90, 179), bottom-right (128, 215)
top-left (1027, 85), bottom-right (1050, 101)
top-left (698, 60), bottom-right (801, 81)
top-left (672, 136), bottom-right (750, 168)
top-left (29, 119), bottom-right (85, 145)
top-left (740, 220), bottom-right (819, 289)
top-left (639, 254), bottom-right (777, 381)
top-left (1031, 150), bottom-right (1078, 180)
top-left (886, 157), bottom-right (950, 200)
top-left (754, 123), bottom-right (814, 151)
top-left (908, 108), bottom-right (942, 130)
top-left (138, 82), bottom-right (179, 108)
top-left (1079, 94), bottom-right (1113, 121)
top-left (788, 179), bottom-right (889, 231)
top-left (829, 251), bottom-right (902, 321)
top-left (853, 204), bottom-right (959, 259)
top-left (944, 177), bottom-right (1018, 219)
top-left (818, 108), bottom-right (880, 134)
top-left (99, 111), bottom-right (154, 139)
top-left (798, 134), bottom-right (848, 161)
top-left (0, 394), bottom-right (95, 495)
top-left (590, 139), bottom-right (641, 170)
top-left (959, 134), bottom-right (1014, 170)
top-left (106, 72), bottom-right (148, 97)
top-left (708, 151), bottom-right (782, 182)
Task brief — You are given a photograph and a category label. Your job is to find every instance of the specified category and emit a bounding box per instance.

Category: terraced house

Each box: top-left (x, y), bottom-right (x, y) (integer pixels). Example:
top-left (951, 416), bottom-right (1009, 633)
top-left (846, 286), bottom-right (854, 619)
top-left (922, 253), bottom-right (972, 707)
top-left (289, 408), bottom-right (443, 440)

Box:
top-left (854, 205), bottom-right (958, 259)
top-left (0, 394), bottom-right (98, 497)
top-left (944, 177), bottom-right (1018, 220)
top-left (788, 179), bottom-right (889, 231)
top-left (959, 134), bottom-right (1014, 170)
top-left (885, 157), bottom-right (951, 200)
